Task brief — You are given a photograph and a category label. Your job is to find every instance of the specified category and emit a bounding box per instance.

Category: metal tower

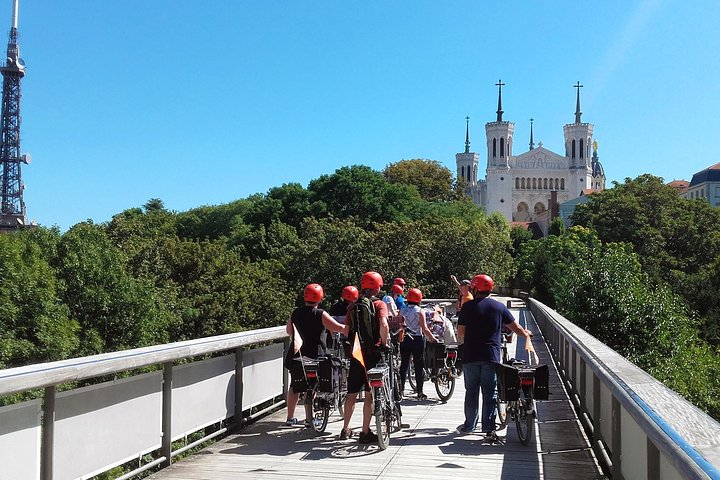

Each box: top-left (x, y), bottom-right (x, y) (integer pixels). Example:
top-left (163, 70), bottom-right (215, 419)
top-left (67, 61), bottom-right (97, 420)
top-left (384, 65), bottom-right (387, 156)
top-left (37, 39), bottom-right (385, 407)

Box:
top-left (0, 0), bottom-right (27, 231)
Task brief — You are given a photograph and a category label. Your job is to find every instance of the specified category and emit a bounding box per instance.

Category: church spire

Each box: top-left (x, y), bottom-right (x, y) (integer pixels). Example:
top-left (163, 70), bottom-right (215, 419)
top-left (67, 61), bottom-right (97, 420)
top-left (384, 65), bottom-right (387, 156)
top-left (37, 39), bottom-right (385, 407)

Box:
top-left (495, 79), bottom-right (505, 122)
top-left (464, 116), bottom-right (470, 153)
top-left (529, 118), bottom-right (535, 150)
top-left (574, 81), bottom-right (583, 123)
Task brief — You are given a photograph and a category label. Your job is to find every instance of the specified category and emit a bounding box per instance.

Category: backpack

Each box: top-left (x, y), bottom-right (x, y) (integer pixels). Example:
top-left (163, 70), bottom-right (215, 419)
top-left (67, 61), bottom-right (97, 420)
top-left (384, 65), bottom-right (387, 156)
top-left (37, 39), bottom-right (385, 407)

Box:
top-left (349, 296), bottom-right (379, 351)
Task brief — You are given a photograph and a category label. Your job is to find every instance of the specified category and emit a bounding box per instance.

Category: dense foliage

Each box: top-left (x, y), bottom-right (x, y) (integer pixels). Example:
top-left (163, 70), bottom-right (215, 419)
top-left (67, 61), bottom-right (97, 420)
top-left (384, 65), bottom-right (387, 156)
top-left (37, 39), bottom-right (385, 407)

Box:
top-left (0, 161), bottom-right (513, 371)
top-left (517, 176), bottom-right (720, 419)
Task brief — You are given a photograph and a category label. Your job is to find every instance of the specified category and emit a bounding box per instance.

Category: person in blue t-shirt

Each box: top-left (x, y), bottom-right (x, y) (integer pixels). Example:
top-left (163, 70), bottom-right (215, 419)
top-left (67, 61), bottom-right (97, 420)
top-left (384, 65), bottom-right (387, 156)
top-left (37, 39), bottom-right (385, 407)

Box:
top-left (393, 277), bottom-right (407, 309)
top-left (456, 274), bottom-right (531, 441)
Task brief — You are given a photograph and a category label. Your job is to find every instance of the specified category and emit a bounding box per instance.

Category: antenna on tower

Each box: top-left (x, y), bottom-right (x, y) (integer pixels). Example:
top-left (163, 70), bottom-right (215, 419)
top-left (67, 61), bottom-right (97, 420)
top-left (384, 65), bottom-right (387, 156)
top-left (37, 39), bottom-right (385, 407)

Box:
top-left (0, 0), bottom-right (28, 231)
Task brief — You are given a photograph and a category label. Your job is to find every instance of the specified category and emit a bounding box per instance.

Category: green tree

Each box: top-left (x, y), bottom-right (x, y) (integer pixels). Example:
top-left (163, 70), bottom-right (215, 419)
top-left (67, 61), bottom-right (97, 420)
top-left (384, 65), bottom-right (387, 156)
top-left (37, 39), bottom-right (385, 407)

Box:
top-left (0, 228), bottom-right (78, 368)
top-left (56, 222), bottom-right (170, 355)
top-left (383, 159), bottom-right (459, 202)
top-left (308, 165), bottom-right (422, 225)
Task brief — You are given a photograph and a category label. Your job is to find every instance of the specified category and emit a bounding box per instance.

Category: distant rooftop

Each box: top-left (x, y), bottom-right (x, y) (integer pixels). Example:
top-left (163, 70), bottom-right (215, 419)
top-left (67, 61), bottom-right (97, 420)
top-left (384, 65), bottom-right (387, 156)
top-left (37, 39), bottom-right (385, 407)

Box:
top-left (689, 162), bottom-right (720, 187)
top-left (667, 179), bottom-right (690, 194)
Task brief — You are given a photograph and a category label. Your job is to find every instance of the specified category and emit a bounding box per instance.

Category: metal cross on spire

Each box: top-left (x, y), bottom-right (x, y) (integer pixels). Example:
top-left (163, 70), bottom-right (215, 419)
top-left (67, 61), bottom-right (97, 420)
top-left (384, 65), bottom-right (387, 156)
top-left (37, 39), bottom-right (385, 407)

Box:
top-left (495, 79), bottom-right (505, 122)
top-left (574, 81), bottom-right (583, 123)
top-left (529, 118), bottom-right (535, 150)
top-left (464, 116), bottom-right (470, 153)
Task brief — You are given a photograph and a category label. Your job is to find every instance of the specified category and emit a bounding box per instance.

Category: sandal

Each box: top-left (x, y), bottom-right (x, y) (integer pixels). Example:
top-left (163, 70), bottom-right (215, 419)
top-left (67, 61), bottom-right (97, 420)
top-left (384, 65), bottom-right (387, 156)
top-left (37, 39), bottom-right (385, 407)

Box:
top-left (339, 428), bottom-right (353, 440)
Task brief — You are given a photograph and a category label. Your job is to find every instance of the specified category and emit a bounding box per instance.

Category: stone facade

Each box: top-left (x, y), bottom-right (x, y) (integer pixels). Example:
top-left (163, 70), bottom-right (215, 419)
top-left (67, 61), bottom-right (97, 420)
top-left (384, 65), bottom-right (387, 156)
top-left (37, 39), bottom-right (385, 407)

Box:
top-left (457, 87), bottom-right (606, 222)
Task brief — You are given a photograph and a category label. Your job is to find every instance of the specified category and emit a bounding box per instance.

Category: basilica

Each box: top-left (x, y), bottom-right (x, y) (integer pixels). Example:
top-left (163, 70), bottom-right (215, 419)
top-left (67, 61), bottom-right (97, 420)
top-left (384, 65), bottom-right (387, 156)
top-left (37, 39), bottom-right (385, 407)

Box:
top-left (456, 82), bottom-right (606, 223)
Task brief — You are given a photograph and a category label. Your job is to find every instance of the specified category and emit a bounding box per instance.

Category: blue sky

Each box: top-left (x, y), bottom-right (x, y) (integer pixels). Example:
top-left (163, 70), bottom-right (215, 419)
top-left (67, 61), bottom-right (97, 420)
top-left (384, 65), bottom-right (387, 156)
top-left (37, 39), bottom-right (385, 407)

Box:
top-left (13, 0), bottom-right (720, 231)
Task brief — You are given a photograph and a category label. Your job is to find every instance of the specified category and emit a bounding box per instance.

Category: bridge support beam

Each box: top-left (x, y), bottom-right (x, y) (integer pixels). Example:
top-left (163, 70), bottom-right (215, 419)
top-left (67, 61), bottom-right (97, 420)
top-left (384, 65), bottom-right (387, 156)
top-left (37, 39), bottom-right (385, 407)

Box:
top-left (612, 396), bottom-right (623, 479)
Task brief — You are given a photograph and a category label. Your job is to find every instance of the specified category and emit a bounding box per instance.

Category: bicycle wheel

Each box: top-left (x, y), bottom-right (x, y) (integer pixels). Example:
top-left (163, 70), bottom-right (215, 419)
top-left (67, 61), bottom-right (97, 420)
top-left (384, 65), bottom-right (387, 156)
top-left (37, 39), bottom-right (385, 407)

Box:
top-left (391, 369), bottom-right (403, 429)
top-left (408, 362), bottom-right (416, 392)
top-left (434, 368), bottom-right (455, 402)
top-left (311, 394), bottom-right (329, 433)
top-left (515, 399), bottom-right (534, 445)
top-left (497, 400), bottom-right (509, 427)
top-left (374, 388), bottom-right (391, 450)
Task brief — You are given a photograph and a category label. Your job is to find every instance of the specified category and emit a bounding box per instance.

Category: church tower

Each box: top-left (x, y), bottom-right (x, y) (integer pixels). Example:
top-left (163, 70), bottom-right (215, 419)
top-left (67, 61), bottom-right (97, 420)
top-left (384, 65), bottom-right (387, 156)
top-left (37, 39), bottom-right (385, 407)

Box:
top-left (485, 80), bottom-right (513, 219)
top-left (456, 116), bottom-right (479, 185)
top-left (456, 116), bottom-right (482, 205)
top-left (563, 82), bottom-right (594, 198)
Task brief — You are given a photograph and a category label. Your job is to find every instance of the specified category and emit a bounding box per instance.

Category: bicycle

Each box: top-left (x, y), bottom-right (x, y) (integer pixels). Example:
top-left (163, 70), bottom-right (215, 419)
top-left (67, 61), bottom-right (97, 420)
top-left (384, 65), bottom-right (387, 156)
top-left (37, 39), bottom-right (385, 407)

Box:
top-left (297, 352), bottom-right (347, 433)
top-left (366, 342), bottom-right (403, 450)
top-left (495, 330), bottom-right (513, 428)
top-left (497, 346), bottom-right (546, 446)
top-left (407, 337), bottom-right (457, 402)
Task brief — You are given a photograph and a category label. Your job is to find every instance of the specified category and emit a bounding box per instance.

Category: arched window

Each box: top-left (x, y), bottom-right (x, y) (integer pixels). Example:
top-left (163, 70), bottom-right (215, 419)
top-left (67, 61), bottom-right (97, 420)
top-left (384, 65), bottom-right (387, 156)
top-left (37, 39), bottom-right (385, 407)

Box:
top-left (461, 166), bottom-right (465, 180)
top-left (515, 178), bottom-right (520, 189)
top-left (534, 202), bottom-right (545, 215)
top-left (473, 165), bottom-right (477, 182)
top-left (532, 178), bottom-right (537, 189)
top-left (571, 140), bottom-right (576, 159)
top-left (493, 138), bottom-right (497, 158)
top-left (560, 178), bottom-right (565, 190)
top-left (521, 178), bottom-right (525, 189)
top-left (543, 178), bottom-right (548, 189)
top-left (580, 139), bottom-right (584, 159)
top-left (554, 178), bottom-right (559, 190)
top-left (500, 138), bottom-right (505, 157)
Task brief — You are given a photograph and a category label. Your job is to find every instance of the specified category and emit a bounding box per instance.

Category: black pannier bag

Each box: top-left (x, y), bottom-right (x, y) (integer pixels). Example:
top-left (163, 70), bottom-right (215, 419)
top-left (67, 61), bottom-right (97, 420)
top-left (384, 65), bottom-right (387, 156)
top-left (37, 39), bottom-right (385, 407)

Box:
top-left (423, 341), bottom-right (445, 371)
top-left (497, 363), bottom-right (550, 401)
top-left (497, 363), bottom-right (521, 401)
top-left (318, 356), bottom-right (342, 393)
top-left (533, 364), bottom-right (550, 400)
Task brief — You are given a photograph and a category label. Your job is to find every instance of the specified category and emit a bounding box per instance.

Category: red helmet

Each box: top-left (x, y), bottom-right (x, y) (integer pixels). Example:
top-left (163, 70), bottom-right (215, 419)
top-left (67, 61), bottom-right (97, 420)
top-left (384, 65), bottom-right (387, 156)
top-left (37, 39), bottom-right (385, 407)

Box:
top-left (470, 274), bottom-right (494, 292)
top-left (407, 288), bottom-right (422, 304)
top-left (393, 277), bottom-right (406, 286)
top-left (304, 283), bottom-right (324, 303)
top-left (361, 271), bottom-right (384, 290)
top-left (391, 284), bottom-right (404, 295)
top-left (341, 285), bottom-right (359, 302)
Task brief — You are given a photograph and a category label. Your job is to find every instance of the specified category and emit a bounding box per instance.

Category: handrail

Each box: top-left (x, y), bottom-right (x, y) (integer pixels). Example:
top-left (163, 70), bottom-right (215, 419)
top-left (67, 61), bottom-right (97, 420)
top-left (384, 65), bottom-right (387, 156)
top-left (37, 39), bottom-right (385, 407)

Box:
top-left (529, 298), bottom-right (720, 480)
top-left (0, 326), bottom-right (286, 397)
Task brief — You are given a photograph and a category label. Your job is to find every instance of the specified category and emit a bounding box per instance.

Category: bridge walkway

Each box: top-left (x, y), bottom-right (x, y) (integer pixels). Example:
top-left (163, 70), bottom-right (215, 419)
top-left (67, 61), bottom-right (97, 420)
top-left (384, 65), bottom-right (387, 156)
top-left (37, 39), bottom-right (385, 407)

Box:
top-left (148, 301), bottom-right (605, 480)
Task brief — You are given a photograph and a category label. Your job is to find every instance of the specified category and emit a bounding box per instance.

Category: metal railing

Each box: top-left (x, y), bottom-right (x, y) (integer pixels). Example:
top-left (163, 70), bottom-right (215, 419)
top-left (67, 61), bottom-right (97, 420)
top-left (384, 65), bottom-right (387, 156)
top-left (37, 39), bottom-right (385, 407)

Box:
top-left (529, 298), bottom-right (720, 480)
top-left (0, 326), bottom-right (289, 480)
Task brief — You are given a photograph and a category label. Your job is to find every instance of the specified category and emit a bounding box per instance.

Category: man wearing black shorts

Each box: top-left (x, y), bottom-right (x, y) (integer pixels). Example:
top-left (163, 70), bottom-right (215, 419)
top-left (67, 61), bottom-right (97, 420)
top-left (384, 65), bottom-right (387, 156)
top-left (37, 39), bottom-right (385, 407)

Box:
top-left (340, 271), bottom-right (389, 443)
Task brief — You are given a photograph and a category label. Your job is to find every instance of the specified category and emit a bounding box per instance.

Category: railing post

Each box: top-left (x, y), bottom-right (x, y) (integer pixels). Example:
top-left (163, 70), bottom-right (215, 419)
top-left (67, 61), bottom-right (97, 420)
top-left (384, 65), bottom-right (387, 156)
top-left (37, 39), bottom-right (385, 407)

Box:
top-left (161, 362), bottom-right (173, 468)
top-left (612, 396), bottom-right (623, 479)
top-left (647, 438), bottom-right (660, 479)
top-left (283, 338), bottom-right (290, 399)
top-left (234, 347), bottom-right (244, 430)
top-left (41, 386), bottom-right (55, 480)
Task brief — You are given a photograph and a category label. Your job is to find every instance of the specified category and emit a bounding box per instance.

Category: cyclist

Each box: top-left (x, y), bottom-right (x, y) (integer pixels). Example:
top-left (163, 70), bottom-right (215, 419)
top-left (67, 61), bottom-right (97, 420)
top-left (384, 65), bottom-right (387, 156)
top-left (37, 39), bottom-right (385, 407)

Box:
top-left (285, 283), bottom-right (349, 428)
top-left (328, 285), bottom-right (359, 351)
top-left (341, 271), bottom-right (389, 443)
top-left (399, 288), bottom-right (437, 400)
top-left (382, 284), bottom-right (402, 318)
top-left (456, 274), bottom-right (531, 441)
top-left (450, 275), bottom-right (474, 311)
top-left (393, 277), bottom-right (407, 310)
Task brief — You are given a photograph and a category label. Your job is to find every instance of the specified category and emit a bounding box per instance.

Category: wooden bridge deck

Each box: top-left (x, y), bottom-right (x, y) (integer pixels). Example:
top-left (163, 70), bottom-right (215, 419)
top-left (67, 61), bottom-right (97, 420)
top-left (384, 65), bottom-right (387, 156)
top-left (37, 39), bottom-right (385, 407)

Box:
top-left (148, 302), bottom-right (605, 480)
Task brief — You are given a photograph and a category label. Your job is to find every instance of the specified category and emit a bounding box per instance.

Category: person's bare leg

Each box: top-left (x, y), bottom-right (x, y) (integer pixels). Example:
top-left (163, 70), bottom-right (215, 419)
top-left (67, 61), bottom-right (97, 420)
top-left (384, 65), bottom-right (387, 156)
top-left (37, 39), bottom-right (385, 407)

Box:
top-left (361, 390), bottom-right (373, 433)
top-left (286, 388), bottom-right (299, 421)
top-left (343, 392), bottom-right (358, 431)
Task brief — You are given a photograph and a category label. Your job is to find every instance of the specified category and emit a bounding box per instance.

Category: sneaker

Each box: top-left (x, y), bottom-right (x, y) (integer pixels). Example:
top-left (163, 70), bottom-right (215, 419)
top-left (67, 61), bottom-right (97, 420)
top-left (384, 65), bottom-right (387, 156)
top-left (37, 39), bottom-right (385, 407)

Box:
top-left (457, 424), bottom-right (474, 434)
top-left (358, 430), bottom-right (378, 444)
top-left (417, 392), bottom-right (428, 400)
top-left (285, 418), bottom-right (298, 426)
top-left (339, 428), bottom-right (353, 440)
top-left (484, 431), bottom-right (499, 442)
top-left (303, 419), bottom-right (312, 428)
